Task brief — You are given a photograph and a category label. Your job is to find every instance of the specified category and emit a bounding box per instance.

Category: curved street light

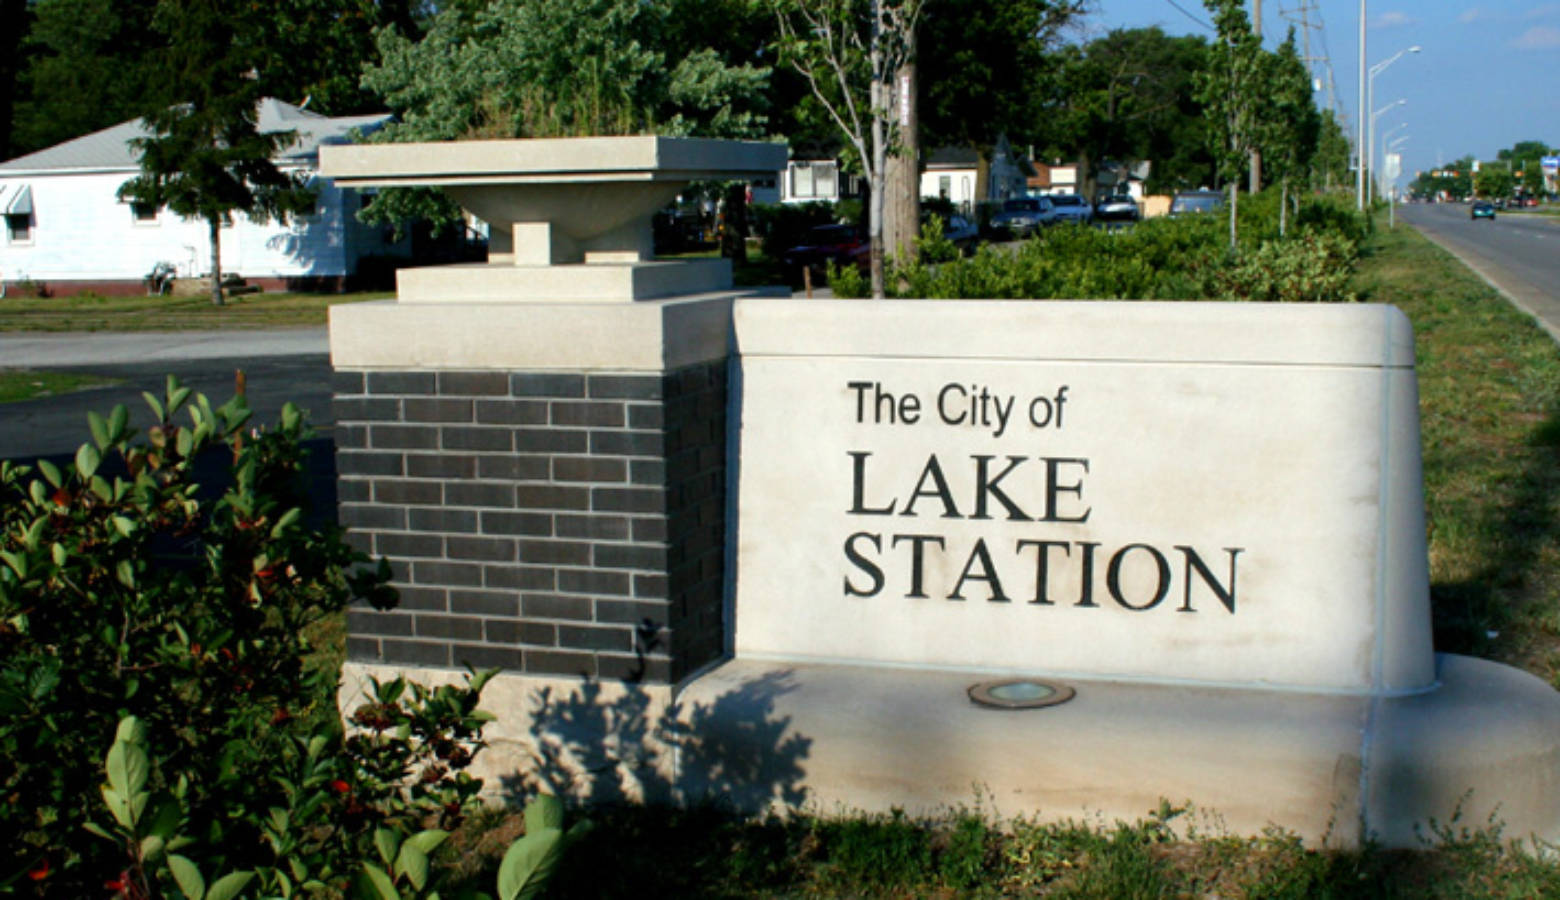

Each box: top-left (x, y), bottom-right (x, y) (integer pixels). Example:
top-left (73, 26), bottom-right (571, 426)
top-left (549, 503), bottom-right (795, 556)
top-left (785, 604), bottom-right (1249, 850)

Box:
top-left (1379, 122), bottom-right (1409, 198)
top-left (1368, 99), bottom-right (1407, 205)
top-left (1366, 45), bottom-right (1421, 204)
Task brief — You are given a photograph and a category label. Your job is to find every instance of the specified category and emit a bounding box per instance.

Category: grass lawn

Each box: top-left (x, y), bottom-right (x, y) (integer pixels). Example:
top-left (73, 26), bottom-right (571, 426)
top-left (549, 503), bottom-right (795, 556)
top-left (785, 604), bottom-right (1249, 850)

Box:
top-left (0, 369), bottom-right (122, 403)
top-left (0, 288), bottom-right (393, 332)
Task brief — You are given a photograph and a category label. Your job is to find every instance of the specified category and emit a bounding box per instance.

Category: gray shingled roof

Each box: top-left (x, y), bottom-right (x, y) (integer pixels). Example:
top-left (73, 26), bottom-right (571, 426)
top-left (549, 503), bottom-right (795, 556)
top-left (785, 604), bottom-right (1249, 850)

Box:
top-left (0, 98), bottom-right (392, 173)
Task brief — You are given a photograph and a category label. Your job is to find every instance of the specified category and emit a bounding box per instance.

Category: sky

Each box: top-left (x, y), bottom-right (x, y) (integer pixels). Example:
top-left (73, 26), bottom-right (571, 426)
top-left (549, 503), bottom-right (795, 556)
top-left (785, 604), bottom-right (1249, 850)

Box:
top-left (1073, 1), bottom-right (1560, 183)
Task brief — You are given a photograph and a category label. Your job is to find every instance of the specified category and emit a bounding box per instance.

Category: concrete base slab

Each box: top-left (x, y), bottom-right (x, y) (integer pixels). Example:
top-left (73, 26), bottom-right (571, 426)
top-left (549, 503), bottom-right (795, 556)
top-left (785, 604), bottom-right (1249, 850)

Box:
top-left (343, 653), bottom-right (1560, 847)
top-left (395, 259), bottom-right (733, 303)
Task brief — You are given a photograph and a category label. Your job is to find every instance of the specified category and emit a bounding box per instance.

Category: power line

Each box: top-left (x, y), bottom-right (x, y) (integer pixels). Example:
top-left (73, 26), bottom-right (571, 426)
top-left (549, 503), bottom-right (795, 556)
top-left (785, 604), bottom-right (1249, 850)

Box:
top-left (1164, 0), bottom-right (1214, 32)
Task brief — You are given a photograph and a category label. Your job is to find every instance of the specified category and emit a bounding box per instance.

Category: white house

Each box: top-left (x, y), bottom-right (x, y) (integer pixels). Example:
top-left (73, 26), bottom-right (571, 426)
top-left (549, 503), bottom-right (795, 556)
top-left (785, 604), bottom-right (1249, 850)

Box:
top-left (920, 137), bottom-right (1033, 215)
top-left (0, 98), bottom-right (409, 295)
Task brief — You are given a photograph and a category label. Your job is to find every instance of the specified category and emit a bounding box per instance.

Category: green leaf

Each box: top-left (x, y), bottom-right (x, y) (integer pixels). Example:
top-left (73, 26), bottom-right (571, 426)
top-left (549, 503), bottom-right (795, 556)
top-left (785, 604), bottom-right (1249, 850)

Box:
top-left (524, 794), bottom-right (565, 833)
top-left (112, 516), bottom-right (137, 538)
top-left (103, 785), bottom-right (132, 829)
top-left (356, 863), bottom-right (399, 900)
top-left (143, 390), bottom-right (166, 422)
top-left (82, 820), bottom-right (114, 841)
top-left (107, 729), bottom-right (149, 798)
top-left (51, 542), bottom-right (67, 566)
top-left (0, 551), bottom-right (25, 579)
top-left (403, 829), bottom-right (449, 855)
top-left (89, 411), bottom-right (110, 450)
top-left (109, 403), bottom-right (130, 441)
top-left (270, 507), bottom-right (302, 538)
top-left (37, 458), bottom-right (61, 488)
top-left (168, 380), bottom-right (192, 416)
top-left (169, 854), bottom-right (205, 900)
top-left (374, 827), bottom-right (397, 867)
top-left (139, 833), bottom-right (166, 864)
top-left (394, 842), bottom-right (429, 891)
top-left (116, 559), bottom-right (136, 589)
top-left (204, 871), bottom-right (254, 900)
top-left (497, 828), bottom-right (563, 900)
top-left (176, 428), bottom-right (194, 458)
top-left (76, 442), bottom-right (101, 480)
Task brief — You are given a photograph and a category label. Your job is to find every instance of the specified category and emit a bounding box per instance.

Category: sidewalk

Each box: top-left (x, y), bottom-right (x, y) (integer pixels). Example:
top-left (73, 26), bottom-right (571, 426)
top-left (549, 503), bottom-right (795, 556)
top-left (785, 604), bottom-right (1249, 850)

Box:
top-left (0, 327), bottom-right (329, 368)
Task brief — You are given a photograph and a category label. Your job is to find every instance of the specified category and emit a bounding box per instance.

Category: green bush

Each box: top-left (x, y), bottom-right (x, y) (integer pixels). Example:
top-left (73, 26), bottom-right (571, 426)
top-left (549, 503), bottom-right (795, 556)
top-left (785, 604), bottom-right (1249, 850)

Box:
top-left (749, 202), bottom-right (839, 261)
top-left (1213, 231), bottom-right (1359, 303)
top-left (0, 379), bottom-right (575, 898)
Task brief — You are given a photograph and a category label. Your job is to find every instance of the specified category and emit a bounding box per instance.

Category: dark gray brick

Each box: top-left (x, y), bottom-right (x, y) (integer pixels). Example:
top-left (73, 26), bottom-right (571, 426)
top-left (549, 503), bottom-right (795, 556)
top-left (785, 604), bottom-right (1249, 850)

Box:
top-left (333, 371), bottom-right (366, 395)
top-left (396, 586), bottom-right (449, 612)
top-left (412, 560), bottom-right (484, 587)
top-left (598, 653), bottom-right (671, 683)
top-left (370, 424), bottom-right (439, 451)
top-left (592, 487), bottom-right (665, 514)
top-left (515, 484), bottom-right (589, 511)
top-left (380, 640), bottom-right (451, 667)
top-left (345, 529), bottom-right (373, 555)
top-left (337, 480), bottom-right (371, 503)
top-left (629, 459), bottom-right (666, 486)
top-left (594, 544), bottom-right (667, 571)
top-left (345, 636), bottom-right (381, 660)
top-left (409, 507), bottom-right (479, 533)
top-left (367, 372), bottom-right (437, 395)
top-left (555, 514), bottom-right (630, 541)
top-left (336, 451), bottom-right (404, 477)
top-left (553, 457), bottom-right (627, 483)
top-left (515, 428), bottom-right (588, 453)
top-left (485, 565), bottom-right (555, 591)
top-left (633, 573), bottom-right (670, 599)
top-left (595, 599), bottom-right (671, 625)
top-left (524, 649), bottom-right (595, 678)
top-left (349, 610), bottom-right (412, 637)
top-left (441, 426), bottom-right (512, 452)
top-left (588, 374), bottom-right (663, 400)
top-left (631, 516), bottom-right (668, 543)
top-left (590, 430), bottom-right (664, 456)
top-left (521, 593), bottom-right (593, 621)
top-left (558, 568), bottom-right (631, 597)
top-left (511, 373), bottom-right (585, 397)
top-left (405, 398), bottom-right (474, 423)
top-left (374, 480), bottom-right (442, 506)
top-left (627, 404), bottom-right (664, 430)
top-left (415, 614), bottom-right (483, 641)
top-left (334, 397), bottom-right (402, 422)
top-left (449, 590), bottom-right (519, 617)
top-left (558, 624), bottom-right (633, 653)
top-left (481, 510), bottom-right (553, 537)
top-left (447, 535), bottom-right (517, 562)
top-left (444, 482), bottom-right (516, 508)
top-left (440, 372), bottom-right (510, 396)
top-left (453, 644), bottom-right (523, 670)
top-left (477, 455), bottom-right (549, 482)
top-left (551, 401), bottom-right (624, 428)
top-left (487, 619), bottom-right (556, 646)
top-left (339, 503), bottom-right (406, 531)
top-left (406, 454), bottom-right (477, 479)
top-left (333, 424), bottom-right (369, 450)
top-left (519, 539), bottom-right (591, 566)
top-left (476, 399), bottom-right (548, 425)
top-left (377, 532), bottom-right (444, 558)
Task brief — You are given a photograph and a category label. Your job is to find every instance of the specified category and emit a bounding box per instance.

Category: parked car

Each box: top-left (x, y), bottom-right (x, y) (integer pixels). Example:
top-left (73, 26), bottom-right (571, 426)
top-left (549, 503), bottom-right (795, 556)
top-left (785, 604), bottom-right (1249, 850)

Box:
top-left (782, 224), bottom-right (869, 278)
top-left (989, 197), bottom-right (1055, 238)
top-left (1047, 193), bottom-right (1093, 225)
top-left (1168, 190), bottom-right (1226, 217)
top-left (1094, 193), bottom-right (1140, 222)
top-left (937, 213), bottom-right (979, 255)
top-left (1470, 201), bottom-right (1496, 221)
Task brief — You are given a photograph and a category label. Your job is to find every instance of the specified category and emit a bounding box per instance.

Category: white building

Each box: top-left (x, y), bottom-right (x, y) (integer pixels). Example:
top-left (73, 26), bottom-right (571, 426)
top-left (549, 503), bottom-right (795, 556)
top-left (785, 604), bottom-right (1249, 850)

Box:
top-left (920, 137), bottom-right (1033, 215)
top-left (0, 98), bottom-right (408, 295)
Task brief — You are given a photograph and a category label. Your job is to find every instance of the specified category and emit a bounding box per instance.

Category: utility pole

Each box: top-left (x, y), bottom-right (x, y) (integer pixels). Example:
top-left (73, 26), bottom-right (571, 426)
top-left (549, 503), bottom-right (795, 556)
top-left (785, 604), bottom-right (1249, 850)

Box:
top-left (1356, 0), bottom-right (1366, 211)
top-left (883, 29), bottom-right (920, 267)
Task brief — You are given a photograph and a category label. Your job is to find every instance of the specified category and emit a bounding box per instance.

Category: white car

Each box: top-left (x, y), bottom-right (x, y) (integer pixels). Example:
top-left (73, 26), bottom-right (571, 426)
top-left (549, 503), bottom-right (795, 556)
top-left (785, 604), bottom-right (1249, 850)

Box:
top-left (1047, 193), bottom-right (1093, 225)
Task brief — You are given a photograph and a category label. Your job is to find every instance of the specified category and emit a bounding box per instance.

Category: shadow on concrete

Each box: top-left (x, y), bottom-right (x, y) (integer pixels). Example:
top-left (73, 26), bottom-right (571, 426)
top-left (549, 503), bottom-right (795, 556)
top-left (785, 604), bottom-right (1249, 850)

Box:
top-left (503, 668), bottom-right (812, 816)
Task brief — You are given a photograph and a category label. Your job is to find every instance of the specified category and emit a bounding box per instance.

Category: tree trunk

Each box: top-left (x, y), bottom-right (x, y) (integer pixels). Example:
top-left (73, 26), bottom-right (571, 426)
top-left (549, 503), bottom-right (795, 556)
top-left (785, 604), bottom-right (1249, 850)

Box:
top-left (867, 4), bottom-right (888, 299)
top-left (721, 182), bottom-right (748, 265)
top-left (1279, 178), bottom-right (1288, 237)
top-left (882, 37), bottom-right (919, 269)
top-left (1228, 182), bottom-right (1238, 250)
top-left (208, 215), bottom-right (225, 307)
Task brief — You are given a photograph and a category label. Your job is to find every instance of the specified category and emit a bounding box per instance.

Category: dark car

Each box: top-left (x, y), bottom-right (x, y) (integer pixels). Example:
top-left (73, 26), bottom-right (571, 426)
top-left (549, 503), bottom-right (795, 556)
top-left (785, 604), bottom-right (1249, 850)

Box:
top-left (1047, 193), bottom-right (1093, 225)
top-left (782, 224), bottom-right (869, 278)
top-left (1168, 190), bottom-right (1226, 217)
top-left (937, 213), bottom-right (979, 255)
top-left (1471, 201), bottom-right (1496, 221)
top-left (1094, 193), bottom-right (1140, 222)
top-left (989, 197), bottom-right (1055, 238)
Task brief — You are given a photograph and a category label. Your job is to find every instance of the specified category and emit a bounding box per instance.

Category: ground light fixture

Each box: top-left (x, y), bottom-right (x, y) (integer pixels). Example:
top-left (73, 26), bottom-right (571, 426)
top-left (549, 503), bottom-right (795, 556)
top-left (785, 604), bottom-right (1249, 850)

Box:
top-left (967, 678), bottom-right (1076, 710)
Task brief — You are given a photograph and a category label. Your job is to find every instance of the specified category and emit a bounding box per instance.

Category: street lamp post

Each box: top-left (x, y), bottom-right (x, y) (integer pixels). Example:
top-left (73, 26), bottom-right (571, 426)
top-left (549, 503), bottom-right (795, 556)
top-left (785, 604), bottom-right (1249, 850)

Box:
top-left (1379, 122), bottom-right (1409, 200)
top-left (1386, 135), bottom-right (1409, 228)
top-left (1369, 99), bottom-right (1407, 211)
top-left (1366, 45), bottom-right (1421, 205)
top-left (1357, 1), bottom-right (1366, 211)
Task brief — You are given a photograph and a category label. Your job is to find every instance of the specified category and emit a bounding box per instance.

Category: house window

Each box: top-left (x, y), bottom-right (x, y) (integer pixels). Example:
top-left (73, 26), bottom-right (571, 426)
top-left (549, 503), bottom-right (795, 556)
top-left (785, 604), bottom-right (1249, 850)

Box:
top-left (6, 213), bottom-right (30, 243)
top-left (790, 162), bottom-right (838, 200)
top-left (938, 175), bottom-right (951, 199)
top-left (131, 202), bottom-right (158, 224)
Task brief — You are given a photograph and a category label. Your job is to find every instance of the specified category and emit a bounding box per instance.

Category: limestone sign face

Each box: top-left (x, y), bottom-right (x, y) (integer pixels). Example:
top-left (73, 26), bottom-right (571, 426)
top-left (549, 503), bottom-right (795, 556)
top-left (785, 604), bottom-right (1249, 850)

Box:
top-left (732, 298), bottom-right (1435, 694)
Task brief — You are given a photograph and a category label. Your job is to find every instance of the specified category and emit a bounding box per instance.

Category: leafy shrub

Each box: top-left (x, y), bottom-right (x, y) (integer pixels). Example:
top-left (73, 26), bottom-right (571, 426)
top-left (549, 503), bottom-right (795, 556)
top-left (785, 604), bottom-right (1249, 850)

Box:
top-left (748, 202), bottom-right (838, 261)
top-left (1212, 231), bottom-right (1359, 303)
top-left (0, 379), bottom-right (577, 898)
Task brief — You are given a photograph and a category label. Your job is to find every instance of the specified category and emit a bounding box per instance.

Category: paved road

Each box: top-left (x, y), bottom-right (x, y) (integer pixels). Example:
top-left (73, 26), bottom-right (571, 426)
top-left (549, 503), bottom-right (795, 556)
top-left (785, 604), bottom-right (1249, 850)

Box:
top-left (1396, 203), bottom-right (1560, 342)
top-left (1, 329), bottom-right (334, 462)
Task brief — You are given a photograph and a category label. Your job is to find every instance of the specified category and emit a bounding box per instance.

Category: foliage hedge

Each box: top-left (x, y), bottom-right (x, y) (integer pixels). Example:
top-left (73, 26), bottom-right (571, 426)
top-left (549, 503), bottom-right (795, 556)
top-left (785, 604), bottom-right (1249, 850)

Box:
top-left (832, 188), bottom-right (1369, 303)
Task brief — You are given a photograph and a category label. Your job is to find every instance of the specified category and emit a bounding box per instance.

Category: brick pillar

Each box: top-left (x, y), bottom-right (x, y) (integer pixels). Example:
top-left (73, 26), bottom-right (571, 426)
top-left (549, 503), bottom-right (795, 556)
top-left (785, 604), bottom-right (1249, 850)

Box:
top-left (332, 360), bottom-right (727, 685)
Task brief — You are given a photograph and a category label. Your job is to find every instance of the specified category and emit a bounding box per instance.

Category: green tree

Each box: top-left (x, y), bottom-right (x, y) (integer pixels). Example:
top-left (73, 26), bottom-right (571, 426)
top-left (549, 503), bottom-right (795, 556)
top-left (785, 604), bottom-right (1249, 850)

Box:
top-left (1474, 163), bottom-right (1514, 201)
top-left (0, 0), bottom-right (33, 159)
top-left (1311, 109), bottom-right (1351, 192)
top-left (1195, 0), bottom-right (1263, 248)
top-left (117, 0), bottom-right (316, 307)
top-left (1257, 30), bottom-right (1320, 234)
